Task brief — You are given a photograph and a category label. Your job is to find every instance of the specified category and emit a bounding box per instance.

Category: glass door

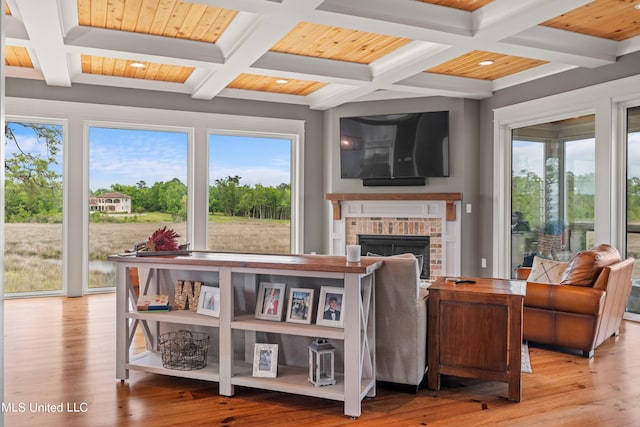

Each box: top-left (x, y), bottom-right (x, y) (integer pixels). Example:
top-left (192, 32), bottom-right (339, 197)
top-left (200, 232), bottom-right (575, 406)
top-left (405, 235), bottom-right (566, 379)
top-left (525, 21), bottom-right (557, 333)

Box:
top-left (511, 115), bottom-right (595, 277)
top-left (626, 106), bottom-right (640, 315)
top-left (4, 121), bottom-right (64, 296)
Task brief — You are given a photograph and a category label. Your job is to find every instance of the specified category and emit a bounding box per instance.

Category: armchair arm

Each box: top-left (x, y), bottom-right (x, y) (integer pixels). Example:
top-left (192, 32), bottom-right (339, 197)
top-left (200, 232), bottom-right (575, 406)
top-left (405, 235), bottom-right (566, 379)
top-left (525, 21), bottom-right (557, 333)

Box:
top-left (525, 281), bottom-right (605, 316)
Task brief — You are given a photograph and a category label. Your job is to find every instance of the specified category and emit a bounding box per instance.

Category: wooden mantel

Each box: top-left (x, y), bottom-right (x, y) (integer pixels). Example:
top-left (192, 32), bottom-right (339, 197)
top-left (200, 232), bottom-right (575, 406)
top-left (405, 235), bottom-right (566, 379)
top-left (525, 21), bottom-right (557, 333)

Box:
top-left (325, 192), bottom-right (462, 221)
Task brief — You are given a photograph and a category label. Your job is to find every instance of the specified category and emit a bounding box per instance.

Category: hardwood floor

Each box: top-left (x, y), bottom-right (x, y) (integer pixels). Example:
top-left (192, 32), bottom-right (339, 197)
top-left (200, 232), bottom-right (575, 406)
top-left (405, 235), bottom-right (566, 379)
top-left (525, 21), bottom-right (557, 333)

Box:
top-left (4, 294), bottom-right (640, 426)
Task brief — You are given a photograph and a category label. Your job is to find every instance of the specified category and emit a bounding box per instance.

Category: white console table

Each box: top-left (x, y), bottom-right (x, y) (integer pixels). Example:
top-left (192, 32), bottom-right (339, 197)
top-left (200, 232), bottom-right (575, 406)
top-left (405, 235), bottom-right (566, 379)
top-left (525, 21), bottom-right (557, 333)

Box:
top-left (109, 252), bottom-right (382, 418)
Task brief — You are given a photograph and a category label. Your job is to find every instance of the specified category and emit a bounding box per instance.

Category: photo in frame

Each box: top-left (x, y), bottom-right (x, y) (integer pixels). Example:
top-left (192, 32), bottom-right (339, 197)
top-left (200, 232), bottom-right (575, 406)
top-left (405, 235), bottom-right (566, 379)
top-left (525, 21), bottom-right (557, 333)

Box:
top-left (252, 343), bottom-right (279, 378)
top-left (255, 282), bottom-right (286, 321)
top-left (285, 288), bottom-right (314, 324)
top-left (316, 286), bottom-right (344, 328)
top-left (197, 285), bottom-right (220, 317)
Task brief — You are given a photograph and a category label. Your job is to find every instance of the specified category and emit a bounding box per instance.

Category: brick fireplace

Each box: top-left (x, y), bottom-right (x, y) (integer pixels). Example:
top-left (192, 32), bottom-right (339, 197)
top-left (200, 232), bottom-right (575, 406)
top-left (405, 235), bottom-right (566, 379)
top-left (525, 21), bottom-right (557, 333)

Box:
top-left (326, 193), bottom-right (462, 278)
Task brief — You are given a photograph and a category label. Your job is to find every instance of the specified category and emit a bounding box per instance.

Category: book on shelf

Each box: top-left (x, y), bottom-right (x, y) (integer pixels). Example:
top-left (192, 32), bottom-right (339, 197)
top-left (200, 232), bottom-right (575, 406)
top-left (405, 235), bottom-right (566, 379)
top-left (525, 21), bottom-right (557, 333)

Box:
top-left (137, 294), bottom-right (170, 311)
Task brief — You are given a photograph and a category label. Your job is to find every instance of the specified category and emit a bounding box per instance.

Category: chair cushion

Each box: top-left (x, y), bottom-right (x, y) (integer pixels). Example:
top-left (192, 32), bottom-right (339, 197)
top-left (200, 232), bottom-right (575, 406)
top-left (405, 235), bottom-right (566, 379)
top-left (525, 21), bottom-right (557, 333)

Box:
top-left (527, 256), bottom-right (568, 284)
top-left (560, 244), bottom-right (621, 287)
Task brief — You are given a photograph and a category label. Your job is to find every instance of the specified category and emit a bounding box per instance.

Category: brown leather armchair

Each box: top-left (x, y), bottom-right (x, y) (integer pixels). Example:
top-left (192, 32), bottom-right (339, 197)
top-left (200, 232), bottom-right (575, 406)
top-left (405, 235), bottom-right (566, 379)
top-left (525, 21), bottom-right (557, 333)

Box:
top-left (516, 244), bottom-right (634, 357)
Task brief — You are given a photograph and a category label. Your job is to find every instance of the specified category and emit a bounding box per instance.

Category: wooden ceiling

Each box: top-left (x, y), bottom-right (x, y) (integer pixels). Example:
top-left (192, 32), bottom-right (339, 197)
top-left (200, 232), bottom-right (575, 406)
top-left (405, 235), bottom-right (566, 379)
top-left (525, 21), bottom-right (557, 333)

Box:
top-left (417, 0), bottom-right (494, 12)
top-left (4, 0), bottom-right (640, 109)
top-left (227, 74), bottom-right (327, 96)
top-left (270, 22), bottom-right (412, 65)
top-left (80, 54), bottom-right (194, 83)
top-left (427, 50), bottom-right (548, 81)
top-left (541, 0), bottom-right (640, 42)
top-left (5, 46), bottom-right (33, 68)
top-left (76, 0), bottom-right (237, 44)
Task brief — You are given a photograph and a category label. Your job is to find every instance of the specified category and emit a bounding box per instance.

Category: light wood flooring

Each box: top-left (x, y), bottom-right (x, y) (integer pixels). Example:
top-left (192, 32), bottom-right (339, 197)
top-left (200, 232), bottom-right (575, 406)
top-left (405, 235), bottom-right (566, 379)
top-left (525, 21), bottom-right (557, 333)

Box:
top-left (4, 294), bottom-right (640, 426)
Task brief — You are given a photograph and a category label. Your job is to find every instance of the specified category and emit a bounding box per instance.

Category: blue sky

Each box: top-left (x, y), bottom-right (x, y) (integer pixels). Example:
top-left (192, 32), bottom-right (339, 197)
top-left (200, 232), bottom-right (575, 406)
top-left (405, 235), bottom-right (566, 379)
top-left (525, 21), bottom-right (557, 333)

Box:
top-left (6, 124), bottom-right (291, 190)
top-left (88, 128), bottom-right (290, 190)
top-left (89, 127), bottom-right (188, 190)
top-left (209, 134), bottom-right (290, 187)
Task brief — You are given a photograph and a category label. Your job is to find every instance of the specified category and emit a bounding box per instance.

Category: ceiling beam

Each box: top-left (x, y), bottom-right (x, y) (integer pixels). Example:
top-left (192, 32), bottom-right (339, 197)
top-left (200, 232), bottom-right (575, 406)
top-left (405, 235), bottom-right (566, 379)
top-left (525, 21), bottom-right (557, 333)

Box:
top-left (15, 0), bottom-right (71, 87)
top-left (191, 0), bottom-right (327, 100)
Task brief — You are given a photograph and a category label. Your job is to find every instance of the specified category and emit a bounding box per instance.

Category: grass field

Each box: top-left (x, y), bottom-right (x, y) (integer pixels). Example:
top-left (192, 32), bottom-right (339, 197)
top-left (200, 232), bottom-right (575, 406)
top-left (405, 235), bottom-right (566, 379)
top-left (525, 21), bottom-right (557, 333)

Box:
top-left (4, 216), bottom-right (290, 293)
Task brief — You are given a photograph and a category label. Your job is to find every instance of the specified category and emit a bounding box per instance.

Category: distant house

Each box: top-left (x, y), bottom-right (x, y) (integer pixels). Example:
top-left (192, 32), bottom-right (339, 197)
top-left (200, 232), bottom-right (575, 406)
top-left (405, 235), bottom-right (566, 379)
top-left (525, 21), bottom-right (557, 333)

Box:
top-left (89, 192), bottom-right (132, 213)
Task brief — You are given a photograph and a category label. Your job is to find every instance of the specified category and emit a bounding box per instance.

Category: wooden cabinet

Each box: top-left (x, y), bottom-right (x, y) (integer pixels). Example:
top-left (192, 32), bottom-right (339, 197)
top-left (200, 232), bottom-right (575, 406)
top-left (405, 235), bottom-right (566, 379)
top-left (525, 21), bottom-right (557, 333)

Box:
top-left (427, 277), bottom-right (525, 402)
top-left (110, 252), bottom-right (381, 418)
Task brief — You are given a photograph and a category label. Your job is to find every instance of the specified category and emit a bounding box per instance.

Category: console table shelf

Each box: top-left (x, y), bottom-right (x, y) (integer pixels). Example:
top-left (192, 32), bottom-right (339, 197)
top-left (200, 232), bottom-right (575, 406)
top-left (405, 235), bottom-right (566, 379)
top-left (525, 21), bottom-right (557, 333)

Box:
top-left (231, 315), bottom-right (345, 339)
top-left (110, 252), bottom-right (381, 418)
top-left (230, 365), bottom-right (347, 400)
top-left (127, 309), bottom-right (221, 327)
top-left (128, 351), bottom-right (221, 382)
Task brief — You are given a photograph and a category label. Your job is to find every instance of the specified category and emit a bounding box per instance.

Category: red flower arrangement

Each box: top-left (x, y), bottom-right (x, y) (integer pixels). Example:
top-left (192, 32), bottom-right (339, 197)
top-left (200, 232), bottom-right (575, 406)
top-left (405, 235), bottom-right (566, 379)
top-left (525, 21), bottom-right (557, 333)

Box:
top-left (134, 226), bottom-right (183, 252)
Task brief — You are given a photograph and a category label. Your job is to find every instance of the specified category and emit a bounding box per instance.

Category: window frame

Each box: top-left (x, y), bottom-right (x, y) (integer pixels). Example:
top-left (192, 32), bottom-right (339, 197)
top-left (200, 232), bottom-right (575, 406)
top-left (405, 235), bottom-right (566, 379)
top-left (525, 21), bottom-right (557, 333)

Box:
top-left (207, 129), bottom-right (302, 254)
top-left (84, 121), bottom-right (194, 294)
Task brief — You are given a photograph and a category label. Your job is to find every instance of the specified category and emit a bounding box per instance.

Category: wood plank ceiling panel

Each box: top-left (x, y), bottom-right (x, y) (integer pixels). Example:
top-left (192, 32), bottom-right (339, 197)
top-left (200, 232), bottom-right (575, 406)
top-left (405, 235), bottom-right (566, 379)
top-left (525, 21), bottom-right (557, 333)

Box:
top-left (80, 54), bottom-right (194, 83)
top-left (270, 22), bottom-right (412, 64)
top-left (541, 0), bottom-right (640, 41)
top-left (227, 74), bottom-right (327, 96)
top-left (426, 50), bottom-right (547, 80)
top-left (76, 0), bottom-right (237, 43)
top-left (417, 0), bottom-right (493, 12)
top-left (5, 46), bottom-right (34, 68)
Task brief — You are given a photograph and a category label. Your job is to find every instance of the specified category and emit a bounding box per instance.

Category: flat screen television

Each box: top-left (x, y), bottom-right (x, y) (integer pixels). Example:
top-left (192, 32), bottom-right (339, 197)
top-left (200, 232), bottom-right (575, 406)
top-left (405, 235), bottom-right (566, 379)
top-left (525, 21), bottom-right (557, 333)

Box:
top-left (339, 111), bottom-right (449, 185)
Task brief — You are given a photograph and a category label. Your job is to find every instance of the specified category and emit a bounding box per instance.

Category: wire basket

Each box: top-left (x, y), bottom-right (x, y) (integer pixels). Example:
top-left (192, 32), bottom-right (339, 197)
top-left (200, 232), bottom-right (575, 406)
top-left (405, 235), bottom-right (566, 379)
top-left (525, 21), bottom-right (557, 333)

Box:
top-left (159, 330), bottom-right (209, 370)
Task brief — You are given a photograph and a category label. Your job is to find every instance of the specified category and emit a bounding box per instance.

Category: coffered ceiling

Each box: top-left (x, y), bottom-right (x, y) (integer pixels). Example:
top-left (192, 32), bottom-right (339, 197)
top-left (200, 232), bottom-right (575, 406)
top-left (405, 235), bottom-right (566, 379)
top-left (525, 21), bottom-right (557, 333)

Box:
top-left (4, 0), bottom-right (640, 110)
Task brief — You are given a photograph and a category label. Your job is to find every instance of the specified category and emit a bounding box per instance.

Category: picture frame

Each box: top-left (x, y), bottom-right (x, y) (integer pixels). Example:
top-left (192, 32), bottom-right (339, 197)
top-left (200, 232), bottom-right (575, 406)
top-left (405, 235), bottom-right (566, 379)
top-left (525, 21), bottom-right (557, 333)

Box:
top-left (255, 282), bottom-right (286, 321)
top-left (285, 288), bottom-right (314, 324)
top-left (252, 343), bottom-right (279, 378)
top-left (196, 285), bottom-right (220, 317)
top-left (316, 286), bottom-right (344, 328)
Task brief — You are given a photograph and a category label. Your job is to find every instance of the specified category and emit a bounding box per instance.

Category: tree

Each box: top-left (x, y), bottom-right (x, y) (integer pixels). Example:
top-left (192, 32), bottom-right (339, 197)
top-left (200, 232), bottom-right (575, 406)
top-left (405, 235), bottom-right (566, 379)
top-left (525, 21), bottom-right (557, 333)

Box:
top-left (214, 176), bottom-right (242, 216)
top-left (163, 178), bottom-right (187, 219)
top-left (511, 170), bottom-right (543, 231)
top-left (4, 122), bottom-right (63, 221)
top-left (566, 171), bottom-right (595, 223)
top-left (628, 177), bottom-right (640, 222)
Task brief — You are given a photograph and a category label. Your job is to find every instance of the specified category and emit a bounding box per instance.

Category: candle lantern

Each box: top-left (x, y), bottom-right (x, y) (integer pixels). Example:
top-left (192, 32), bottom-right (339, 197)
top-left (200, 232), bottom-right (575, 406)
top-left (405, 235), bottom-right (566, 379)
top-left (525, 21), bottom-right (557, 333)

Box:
top-left (308, 338), bottom-right (336, 387)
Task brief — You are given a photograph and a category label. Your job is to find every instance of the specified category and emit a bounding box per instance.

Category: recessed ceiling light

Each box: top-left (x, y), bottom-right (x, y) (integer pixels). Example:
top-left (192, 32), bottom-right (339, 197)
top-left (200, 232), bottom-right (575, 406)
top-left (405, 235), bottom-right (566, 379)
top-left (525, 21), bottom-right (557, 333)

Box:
top-left (275, 79), bottom-right (289, 84)
top-left (635, 2), bottom-right (640, 9)
top-left (130, 62), bottom-right (146, 68)
top-left (478, 60), bottom-right (495, 66)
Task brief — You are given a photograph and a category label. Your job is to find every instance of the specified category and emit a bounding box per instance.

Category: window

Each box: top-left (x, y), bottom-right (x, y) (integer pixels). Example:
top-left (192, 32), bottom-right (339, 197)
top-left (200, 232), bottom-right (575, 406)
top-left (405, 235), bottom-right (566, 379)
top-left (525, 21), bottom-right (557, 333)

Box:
top-left (88, 125), bottom-right (189, 291)
top-left (4, 120), bottom-right (64, 295)
top-left (208, 133), bottom-right (292, 253)
top-left (6, 97), bottom-right (305, 296)
top-left (511, 115), bottom-right (595, 277)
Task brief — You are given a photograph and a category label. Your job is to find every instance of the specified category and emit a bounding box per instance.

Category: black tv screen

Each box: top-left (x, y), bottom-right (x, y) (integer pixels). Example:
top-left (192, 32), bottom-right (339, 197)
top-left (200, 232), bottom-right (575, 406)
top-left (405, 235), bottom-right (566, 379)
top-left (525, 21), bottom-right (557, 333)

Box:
top-left (340, 111), bottom-right (449, 179)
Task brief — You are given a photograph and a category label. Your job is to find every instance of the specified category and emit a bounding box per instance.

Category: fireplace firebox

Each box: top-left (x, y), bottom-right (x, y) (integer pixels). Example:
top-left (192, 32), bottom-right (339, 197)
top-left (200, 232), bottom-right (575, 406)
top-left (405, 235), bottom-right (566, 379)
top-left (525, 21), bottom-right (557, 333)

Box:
top-left (358, 234), bottom-right (430, 279)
